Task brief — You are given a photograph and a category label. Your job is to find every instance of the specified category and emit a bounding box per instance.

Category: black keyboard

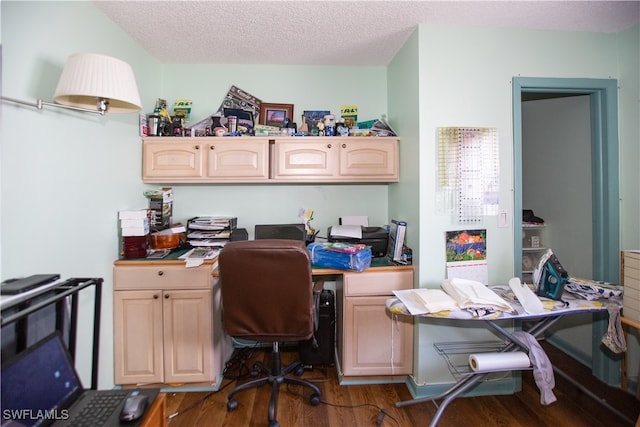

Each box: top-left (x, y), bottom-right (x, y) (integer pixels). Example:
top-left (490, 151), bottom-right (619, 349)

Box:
top-left (67, 390), bottom-right (130, 427)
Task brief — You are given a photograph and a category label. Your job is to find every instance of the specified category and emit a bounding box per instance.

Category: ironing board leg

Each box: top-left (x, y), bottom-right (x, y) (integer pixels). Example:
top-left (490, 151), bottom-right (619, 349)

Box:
top-left (396, 371), bottom-right (488, 407)
top-left (396, 315), bottom-right (566, 426)
top-left (427, 373), bottom-right (489, 427)
top-left (396, 372), bottom-right (489, 426)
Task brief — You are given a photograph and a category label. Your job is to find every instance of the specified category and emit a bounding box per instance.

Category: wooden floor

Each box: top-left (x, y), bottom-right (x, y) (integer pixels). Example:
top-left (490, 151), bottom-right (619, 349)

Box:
top-left (166, 341), bottom-right (640, 427)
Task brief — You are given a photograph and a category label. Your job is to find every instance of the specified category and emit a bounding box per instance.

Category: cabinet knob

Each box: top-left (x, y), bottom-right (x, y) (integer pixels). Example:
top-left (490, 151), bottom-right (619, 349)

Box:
top-left (164, 294), bottom-right (170, 299)
top-left (327, 144), bottom-right (332, 149)
top-left (153, 294), bottom-right (159, 299)
top-left (157, 271), bottom-right (164, 276)
top-left (342, 143), bottom-right (347, 148)
top-left (194, 145), bottom-right (200, 150)
top-left (210, 145), bottom-right (215, 150)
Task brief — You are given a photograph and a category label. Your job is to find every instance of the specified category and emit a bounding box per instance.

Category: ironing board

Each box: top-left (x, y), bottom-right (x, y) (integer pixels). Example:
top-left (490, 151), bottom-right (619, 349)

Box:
top-left (389, 285), bottom-right (617, 427)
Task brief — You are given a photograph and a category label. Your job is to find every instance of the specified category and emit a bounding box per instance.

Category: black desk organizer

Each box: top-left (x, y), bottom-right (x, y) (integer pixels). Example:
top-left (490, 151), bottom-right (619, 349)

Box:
top-left (1, 277), bottom-right (103, 389)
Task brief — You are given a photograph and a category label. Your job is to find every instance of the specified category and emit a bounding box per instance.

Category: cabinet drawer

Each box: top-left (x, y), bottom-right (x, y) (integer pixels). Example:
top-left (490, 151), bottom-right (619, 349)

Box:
top-left (344, 270), bottom-right (413, 296)
top-left (114, 265), bottom-right (211, 290)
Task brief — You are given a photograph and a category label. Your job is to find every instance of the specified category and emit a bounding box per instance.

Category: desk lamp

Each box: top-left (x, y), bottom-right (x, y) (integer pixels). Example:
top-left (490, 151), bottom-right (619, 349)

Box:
top-left (2, 53), bottom-right (142, 115)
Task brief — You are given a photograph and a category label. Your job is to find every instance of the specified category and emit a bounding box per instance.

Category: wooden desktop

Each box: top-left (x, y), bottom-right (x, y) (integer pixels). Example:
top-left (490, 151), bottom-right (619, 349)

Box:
top-left (140, 392), bottom-right (166, 427)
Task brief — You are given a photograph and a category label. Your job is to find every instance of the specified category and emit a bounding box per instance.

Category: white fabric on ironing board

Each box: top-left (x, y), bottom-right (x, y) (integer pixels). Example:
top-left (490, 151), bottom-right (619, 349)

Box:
top-left (441, 277), bottom-right (514, 313)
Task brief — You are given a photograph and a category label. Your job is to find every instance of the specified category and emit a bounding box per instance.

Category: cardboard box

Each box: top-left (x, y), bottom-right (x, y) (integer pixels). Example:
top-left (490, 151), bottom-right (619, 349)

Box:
top-left (119, 209), bottom-right (149, 220)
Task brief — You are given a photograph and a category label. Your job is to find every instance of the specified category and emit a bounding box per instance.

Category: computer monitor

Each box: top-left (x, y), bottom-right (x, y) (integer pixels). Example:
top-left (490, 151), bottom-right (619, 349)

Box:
top-left (254, 224), bottom-right (306, 241)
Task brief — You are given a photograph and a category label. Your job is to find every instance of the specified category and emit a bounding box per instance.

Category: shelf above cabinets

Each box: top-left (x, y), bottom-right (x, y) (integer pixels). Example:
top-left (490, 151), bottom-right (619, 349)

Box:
top-left (142, 136), bottom-right (399, 184)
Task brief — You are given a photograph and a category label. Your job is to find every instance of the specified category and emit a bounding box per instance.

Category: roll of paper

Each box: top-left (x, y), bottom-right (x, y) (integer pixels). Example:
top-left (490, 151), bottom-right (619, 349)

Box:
top-left (468, 351), bottom-right (530, 372)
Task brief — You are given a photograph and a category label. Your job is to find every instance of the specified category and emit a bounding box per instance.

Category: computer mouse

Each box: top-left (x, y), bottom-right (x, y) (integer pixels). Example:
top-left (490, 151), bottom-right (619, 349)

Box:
top-left (119, 394), bottom-right (148, 423)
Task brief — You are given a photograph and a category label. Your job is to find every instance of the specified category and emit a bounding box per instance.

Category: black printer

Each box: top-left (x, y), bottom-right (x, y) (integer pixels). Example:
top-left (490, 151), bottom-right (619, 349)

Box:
top-left (327, 225), bottom-right (389, 258)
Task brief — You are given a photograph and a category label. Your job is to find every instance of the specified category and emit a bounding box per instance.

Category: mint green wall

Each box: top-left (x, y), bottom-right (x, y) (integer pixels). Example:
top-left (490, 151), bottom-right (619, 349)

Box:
top-left (617, 25), bottom-right (640, 251)
top-left (158, 64), bottom-right (392, 235)
top-left (2, 1), bottom-right (159, 389)
top-left (1, 2), bottom-right (389, 389)
top-left (389, 24), bottom-right (640, 390)
top-left (387, 30), bottom-right (421, 273)
top-left (616, 24), bottom-right (640, 391)
top-left (3, 2), bottom-right (638, 393)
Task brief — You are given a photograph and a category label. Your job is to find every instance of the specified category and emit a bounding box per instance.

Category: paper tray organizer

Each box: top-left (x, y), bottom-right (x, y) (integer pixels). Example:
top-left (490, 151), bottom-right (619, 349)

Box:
top-left (433, 340), bottom-right (532, 378)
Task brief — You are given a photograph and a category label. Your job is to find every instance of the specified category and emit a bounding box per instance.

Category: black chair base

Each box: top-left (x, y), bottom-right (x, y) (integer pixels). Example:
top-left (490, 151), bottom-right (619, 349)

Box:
top-left (227, 342), bottom-right (321, 427)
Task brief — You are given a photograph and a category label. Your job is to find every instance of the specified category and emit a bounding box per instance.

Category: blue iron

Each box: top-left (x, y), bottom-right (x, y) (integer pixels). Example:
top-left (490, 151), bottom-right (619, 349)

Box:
top-left (533, 249), bottom-right (569, 300)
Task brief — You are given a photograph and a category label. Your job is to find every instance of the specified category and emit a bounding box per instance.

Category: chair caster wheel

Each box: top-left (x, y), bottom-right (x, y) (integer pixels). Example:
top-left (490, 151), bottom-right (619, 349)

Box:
top-left (295, 365), bottom-right (305, 376)
top-left (251, 362), bottom-right (261, 376)
top-left (227, 399), bottom-right (238, 412)
top-left (269, 421), bottom-right (280, 427)
top-left (310, 393), bottom-right (321, 406)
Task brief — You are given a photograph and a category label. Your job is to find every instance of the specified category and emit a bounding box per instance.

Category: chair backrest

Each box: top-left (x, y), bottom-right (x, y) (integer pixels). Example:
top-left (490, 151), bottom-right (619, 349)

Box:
top-left (218, 239), bottom-right (314, 342)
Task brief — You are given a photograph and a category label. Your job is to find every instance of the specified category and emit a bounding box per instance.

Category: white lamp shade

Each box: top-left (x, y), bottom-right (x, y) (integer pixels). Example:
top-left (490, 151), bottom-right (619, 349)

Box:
top-left (54, 53), bottom-right (142, 113)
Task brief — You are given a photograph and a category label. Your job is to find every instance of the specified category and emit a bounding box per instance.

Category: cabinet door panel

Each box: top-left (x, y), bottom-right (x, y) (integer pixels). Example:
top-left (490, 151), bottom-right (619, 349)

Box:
top-left (114, 290), bottom-right (163, 384)
top-left (163, 289), bottom-right (213, 383)
top-left (143, 142), bottom-right (203, 179)
top-left (339, 140), bottom-right (398, 178)
top-left (205, 140), bottom-right (269, 179)
top-left (342, 296), bottom-right (413, 376)
top-left (273, 141), bottom-right (338, 178)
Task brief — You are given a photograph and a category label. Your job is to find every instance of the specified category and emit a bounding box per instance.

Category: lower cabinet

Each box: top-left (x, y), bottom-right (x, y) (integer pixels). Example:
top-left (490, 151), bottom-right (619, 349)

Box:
top-left (336, 268), bottom-right (414, 377)
top-left (113, 263), bottom-right (230, 386)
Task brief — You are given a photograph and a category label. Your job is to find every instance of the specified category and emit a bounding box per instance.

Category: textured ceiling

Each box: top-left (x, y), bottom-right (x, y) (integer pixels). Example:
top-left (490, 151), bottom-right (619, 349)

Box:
top-left (93, 0), bottom-right (640, 66)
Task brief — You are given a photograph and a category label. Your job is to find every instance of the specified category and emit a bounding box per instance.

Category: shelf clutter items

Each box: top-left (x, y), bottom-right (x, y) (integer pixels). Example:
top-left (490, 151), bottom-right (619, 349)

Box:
top-left (140, 85), bottom-right (397, 138)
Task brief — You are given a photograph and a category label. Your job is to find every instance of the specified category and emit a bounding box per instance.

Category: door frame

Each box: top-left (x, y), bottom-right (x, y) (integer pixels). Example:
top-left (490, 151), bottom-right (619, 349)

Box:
top-left (512, 77), bottom-right (620, 383)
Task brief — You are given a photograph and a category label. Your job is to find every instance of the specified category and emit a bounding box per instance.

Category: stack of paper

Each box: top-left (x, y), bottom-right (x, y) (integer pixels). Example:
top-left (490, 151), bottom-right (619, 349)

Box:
top-left (392, 289), bottom-right (458, 315)
top-left (187, 216), bottom-right (237, 247)
top-left (370, 116), bottom-right (397, 137)
top-left (441, 278), bottom-right (514, 314)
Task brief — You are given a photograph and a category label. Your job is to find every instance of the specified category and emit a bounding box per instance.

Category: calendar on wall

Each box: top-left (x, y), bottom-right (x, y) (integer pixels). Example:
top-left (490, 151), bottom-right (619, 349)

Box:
top-left (436, 127), bottom-right (500, 223)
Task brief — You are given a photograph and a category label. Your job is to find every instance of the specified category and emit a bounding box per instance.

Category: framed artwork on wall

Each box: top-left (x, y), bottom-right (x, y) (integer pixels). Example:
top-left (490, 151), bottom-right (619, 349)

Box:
top-left (259, 103), bottom-right (294, 128)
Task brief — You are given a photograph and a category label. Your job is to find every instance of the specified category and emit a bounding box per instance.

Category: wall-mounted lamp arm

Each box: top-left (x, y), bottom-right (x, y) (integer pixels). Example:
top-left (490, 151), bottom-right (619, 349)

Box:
top-left (1, 96), bottom-right (106, 115)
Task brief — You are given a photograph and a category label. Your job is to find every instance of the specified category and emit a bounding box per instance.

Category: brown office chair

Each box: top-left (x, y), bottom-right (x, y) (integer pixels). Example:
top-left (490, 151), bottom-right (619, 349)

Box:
top-left (218, 239), bottom-right (322, 427)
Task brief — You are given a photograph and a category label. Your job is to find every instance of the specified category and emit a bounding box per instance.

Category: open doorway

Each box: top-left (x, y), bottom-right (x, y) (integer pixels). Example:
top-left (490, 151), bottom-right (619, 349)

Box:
top-left (512, 77), bottom-right (620, 384)
top-left (521, 93), bottom-right (592, 280)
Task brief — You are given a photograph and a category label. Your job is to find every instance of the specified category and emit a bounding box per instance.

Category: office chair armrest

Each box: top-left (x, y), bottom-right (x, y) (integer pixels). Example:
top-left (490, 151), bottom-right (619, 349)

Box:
top-left (313, 279), bottom-right (325, 294)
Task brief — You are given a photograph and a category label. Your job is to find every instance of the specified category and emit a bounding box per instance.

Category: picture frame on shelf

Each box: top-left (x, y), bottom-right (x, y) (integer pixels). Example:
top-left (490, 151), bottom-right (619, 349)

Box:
top-left (259, 103), bottom-right (294, 128)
